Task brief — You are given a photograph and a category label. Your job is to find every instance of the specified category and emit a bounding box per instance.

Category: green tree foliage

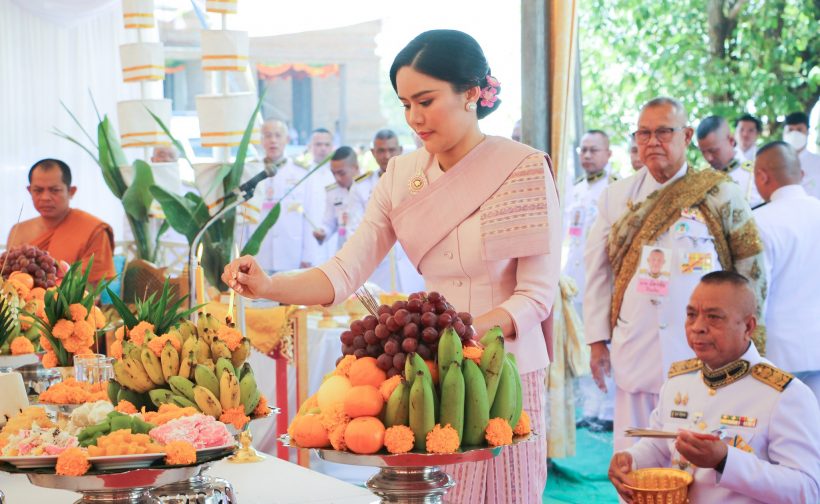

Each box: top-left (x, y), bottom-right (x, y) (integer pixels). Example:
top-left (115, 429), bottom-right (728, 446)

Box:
top-left (579, 0), bottom-right (819, 141)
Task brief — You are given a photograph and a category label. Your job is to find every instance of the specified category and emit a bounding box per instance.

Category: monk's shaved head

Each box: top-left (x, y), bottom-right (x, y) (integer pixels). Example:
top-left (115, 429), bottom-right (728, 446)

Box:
top-left (755, 141), bottom-right (802, 185)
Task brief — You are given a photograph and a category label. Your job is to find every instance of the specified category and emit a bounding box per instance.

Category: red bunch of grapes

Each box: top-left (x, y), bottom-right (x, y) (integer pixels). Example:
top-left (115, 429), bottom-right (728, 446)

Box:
top-left (339, 291), bottom-right (475, 377)
top-left (0, 245), bottom-right (59, 289)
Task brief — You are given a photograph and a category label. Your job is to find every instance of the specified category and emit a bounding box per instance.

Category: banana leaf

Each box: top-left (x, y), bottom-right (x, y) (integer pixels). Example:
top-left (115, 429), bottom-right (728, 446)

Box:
top-left (122, 160), bottom-right (156, 221)
top-left (97, 116), bottom-right (129, 199)
top-left (149, 186), bottom-right (204, 243)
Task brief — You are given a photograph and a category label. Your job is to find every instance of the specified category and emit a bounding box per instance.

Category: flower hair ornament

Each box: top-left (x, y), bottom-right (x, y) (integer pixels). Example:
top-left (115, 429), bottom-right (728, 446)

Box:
top-left (479, 75), bottom-right (500, 108)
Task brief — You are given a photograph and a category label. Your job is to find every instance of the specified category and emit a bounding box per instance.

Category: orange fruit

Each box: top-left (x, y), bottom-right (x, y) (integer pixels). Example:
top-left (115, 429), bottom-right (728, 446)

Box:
top-left (343, 385), bottom-right (384, 418)
top-left (344, 417), bottom-right (385, 454)
top-left (317, 375), bottom-right (352, 411)
top-left (425, 360), bottom-right (439, 384)
top-left (348, 357), bottom-right (387, 388)
top-left (9, 271), bottom-right (34, 290)
top-left (289, 414), bottom-right (330, 448)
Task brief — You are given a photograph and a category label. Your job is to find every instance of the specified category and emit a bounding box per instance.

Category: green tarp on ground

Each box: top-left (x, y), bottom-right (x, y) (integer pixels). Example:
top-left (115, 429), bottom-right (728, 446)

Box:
top-left (543, 427), bottom-right (619, 503)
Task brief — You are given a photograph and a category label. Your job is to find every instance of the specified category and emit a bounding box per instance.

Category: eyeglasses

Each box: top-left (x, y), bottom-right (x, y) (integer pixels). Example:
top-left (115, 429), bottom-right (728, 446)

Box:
top-left (631, 127), bottom-right (685, 144)
top-left (576, 147), bottom-right (603, 155)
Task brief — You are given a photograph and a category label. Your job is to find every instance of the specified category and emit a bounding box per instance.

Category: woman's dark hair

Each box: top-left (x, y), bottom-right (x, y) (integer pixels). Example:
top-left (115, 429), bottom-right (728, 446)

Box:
top-left (389, 29), bottom-right (500, 120)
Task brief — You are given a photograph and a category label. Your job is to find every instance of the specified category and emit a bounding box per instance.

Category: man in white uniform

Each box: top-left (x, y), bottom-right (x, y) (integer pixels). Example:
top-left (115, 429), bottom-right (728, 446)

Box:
top-left (584, 97), bottom-right (767, 451)
top-left (697, 115), bottom-right (763, 207)
top-left (734, 113), bottom-right (761, 163)
top-left (628, 136), bottom-right (644, 172)
top-left (314, 147), bottom-right (360, 251)
top-left (564, 130), bottom-right (617, 431)
top-left (251, 119), bottom-right (319, 272)
top-left (347, 129), bottom-right (423, 294)
top-left (783, 111), bottom-right (820, 199)
top-left (753, 141), bottom-right (820, 403)
top-left (609, 272), bottom-right (820, 503)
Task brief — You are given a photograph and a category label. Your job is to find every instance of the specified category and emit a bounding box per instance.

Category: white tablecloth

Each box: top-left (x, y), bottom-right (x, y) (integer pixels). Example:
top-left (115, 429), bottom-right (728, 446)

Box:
top-left (0, 456), bottom-right (378, 503)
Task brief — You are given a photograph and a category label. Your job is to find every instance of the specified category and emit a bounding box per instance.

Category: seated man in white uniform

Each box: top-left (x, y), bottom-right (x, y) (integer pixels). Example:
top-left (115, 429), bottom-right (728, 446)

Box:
top-left (608, 272), bottom-right (820, 504)
top-left (753, 141), bottom-right (820, 403)
top-left (783, 111), bottom-right (820, 199)
top-left (349, 129), bottom-right (424, 294)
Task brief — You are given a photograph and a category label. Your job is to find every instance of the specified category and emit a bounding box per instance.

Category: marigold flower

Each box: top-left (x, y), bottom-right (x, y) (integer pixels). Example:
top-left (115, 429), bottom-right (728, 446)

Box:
top-left (252, 394), bottom-right (269, 417)
top-left (129, 321), bottom-right (155, 346)
top-left (39, 335), bottom-right (53, 352)
top-left (319, 402), bottom-right (350, 432)
top-left (69, 303), bottom-right (88, 323)
top-left (485, 418), bottom-right (513, 447)
top-left (74, 347), bottom-right (94, 356)
top-left (379, 375), bottom-right (402, 401)
top-left (88, 306), bottom-right (106, 329)
top-left (42, 350), bottom-right (58, 368)
top-left (164, 440), bottom-right (196, 465)
top-left (10, 336), bottom-right (34, 355)
top-left (114, 326), bottom-right (125, 341)
top-left (52, 319), bottom-right (75, 341)
top-left (329, 424), bottom-right (348, 451)
top-left (426, 424), bottom-right (460, 453)
top-left (334, 355), bottom-right (357, 377)
top-left (462, 346), bottom-right (483, 365)
top-left (513, 411), bottom-right (531, 436)
top-left (384, 425), bottom-right (414, 454)
top-left (109, 339), bottom-right (123, 360)
top-left (116, 400), bottom-right (138, 415)
top-left (55, 447), bottom-right (90, 476)
top-left (29, 287), bottom-right (46, 301)
top-left (147, 333), bottom-right (182, 357)
top-left (216, 325), bottom-right (242, 351)
top-left (219, 407), bottom-right (250, 430)
top-left (73, 320), bottom-right (96, 346)
top-left (61, 334), bottom-right (84, 353)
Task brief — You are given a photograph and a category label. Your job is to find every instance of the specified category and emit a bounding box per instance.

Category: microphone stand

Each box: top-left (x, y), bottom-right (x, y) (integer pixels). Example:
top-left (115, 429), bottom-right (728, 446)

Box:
top-left (188, 158), bottom-right (287, 324)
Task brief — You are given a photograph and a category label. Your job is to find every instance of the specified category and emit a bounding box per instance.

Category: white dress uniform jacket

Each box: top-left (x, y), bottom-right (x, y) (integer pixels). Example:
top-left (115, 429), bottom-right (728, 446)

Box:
top-left (726, 157), bottom-right (763, 207)
top-left (562, 165), bottom-right (614, 304)
top-left (584, 164), bottom-right (711, 394)
top-left (627, 345), bottom-right (820, 504)
top-left (735, 145), bottom-right (757, 163)
top-left (753, 184), bottom-right (820, 373)
top-left (319, 183), bottom-right (353, 250)
top-left (799, 149), bottom-right (820, 199)
top-left (251, 159), bottom-right (320, 272)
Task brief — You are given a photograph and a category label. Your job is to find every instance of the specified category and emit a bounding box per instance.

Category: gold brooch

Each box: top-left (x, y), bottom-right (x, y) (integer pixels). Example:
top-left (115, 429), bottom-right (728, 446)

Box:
top-left (408, 172), bottom-right (427, 194)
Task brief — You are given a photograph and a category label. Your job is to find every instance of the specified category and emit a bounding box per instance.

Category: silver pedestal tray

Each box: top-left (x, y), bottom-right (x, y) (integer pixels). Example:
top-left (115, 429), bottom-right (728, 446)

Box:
top-left (317, 435), bottom-right (534, 504)
top-left (27, 465), bottom-right (201, 504)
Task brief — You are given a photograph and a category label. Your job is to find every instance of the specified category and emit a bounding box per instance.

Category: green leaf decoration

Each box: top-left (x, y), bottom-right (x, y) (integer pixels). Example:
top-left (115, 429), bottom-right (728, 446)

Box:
top-left (121, 160), bottom-right (156, 221)
top-left (149, 186), bottom-right (202, 243)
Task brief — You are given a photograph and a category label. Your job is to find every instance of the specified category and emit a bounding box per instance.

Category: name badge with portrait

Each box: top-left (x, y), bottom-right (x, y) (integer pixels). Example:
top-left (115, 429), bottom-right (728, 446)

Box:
top-left (637, 245), bottom-right (671, 296)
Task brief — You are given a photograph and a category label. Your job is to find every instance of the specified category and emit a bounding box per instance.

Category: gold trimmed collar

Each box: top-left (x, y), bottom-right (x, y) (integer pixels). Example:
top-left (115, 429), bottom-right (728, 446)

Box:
top-left (719, 158), bottom-right (740, 174)
top-left (586, 170), bottom-right (606, 183)
top-left (701, 359), bottom-right (750, 389)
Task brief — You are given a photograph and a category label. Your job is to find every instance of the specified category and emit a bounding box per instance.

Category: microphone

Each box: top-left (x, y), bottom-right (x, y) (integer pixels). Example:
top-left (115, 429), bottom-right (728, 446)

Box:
top-left (237, 157), bottom-right (287, 199)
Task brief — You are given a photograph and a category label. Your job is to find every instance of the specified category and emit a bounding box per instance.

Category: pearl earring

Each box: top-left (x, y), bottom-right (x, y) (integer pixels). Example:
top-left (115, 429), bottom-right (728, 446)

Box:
top-left (466, 102), bottom-right (477, 111)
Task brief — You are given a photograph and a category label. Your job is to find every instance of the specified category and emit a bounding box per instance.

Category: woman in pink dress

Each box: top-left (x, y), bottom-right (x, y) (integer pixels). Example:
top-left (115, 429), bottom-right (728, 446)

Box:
top-left (223, 29), bottom-right (561, 503)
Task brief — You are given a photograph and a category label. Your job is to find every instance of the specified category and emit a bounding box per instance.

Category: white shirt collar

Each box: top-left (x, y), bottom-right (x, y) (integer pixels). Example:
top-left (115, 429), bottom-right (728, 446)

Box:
top-left (770, 184), bottom-right (807, 202)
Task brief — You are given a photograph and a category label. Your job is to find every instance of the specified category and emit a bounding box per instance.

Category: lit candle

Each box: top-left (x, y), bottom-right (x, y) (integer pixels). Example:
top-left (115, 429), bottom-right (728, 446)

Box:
top-left (227, 244), bottom-right (239, 324)
top-left (196, 243), bottom-right (206, 306)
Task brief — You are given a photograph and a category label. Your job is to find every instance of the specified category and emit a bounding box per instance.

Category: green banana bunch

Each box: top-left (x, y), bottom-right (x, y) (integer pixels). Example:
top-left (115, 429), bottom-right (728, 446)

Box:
top-left (384, 380), bottom-right (410, 428)
top-left (409, 370), bottom-right (435, 451)
top-left (171, 395), bottom-right (198, 409)
top-left (506, 354), bottom-right (524, 429)
top-left (215, 357), bottom-right (236, 380)
top-left (439, 361), bottom-right (465, 443)
top-left (160, 341), bottom-right (180, 381)
top-left (479, 325), bottom-right (504, 347)
top-left (239, 368), bottom-right (261, 415)
top-left (194, 338), bottom-right (212, 364)
top-left (107, 379), bottom-right (121, 404)
top-left (462, 359), bottom-right (490, 446)
top-left (405, 352), bottom-right (439, 420)
top-left (117, 387), bottom-right (151, 411)
top-left (490, 358), bottom-right (516, 426)
top-left (210, 340), bottom-right (232, 361)
top-left (219, 370), bottom-right (241, 410)
top-left (194, 364), bottom-right (220, 397)
top-left (169, 375), bottom-right (197, 402)
top-left (479, 335), bottom-right (505, 406)
top-left (149, 388), bottom-right (174, 407)
top-left (194, 385), bottom-right (223, 418)
top-left (177, 319), bottom-right (198, 342)
top-left (437, 328), bottom-right (463, 385)
top-left (197, 313), bottom-right (220, 345)
top-left (113, 358), bottom-right (152, 393)
top-left (231, 338), bottom-right (250, 368)
top-left (140, 347), bottom-right (166, 386)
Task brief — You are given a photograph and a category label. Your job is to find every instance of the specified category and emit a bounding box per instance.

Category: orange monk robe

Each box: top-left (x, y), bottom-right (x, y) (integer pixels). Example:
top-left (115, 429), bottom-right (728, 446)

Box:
top-left (29, 209), bottom-right (116, 284)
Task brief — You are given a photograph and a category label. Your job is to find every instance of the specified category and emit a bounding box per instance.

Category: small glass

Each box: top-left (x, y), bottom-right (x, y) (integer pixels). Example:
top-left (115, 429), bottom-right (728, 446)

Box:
top-left (73, 354), bottom-right (113, 385)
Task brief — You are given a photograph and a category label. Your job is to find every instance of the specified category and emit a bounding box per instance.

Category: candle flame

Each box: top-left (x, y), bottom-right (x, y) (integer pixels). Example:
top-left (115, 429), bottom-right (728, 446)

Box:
top-left (196, 243), bottom-right (204, 263)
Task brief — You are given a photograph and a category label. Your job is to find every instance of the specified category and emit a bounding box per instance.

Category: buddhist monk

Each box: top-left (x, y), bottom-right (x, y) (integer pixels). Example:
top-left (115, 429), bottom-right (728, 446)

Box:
top-left (7, 159), bottom-right (115, 284)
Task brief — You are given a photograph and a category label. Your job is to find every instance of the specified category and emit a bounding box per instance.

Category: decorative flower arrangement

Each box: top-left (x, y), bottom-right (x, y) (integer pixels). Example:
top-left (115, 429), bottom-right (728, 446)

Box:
top-left (29, 260), bottom-right (109, 367)
top-left (0, 274), bottom-right (44, 356)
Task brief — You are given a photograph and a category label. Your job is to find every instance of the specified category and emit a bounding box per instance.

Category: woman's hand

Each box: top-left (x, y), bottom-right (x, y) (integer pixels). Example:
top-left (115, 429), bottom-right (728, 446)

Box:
top-left (221, 255), bottom-right (271, 300)
top-left (608, 451), bottom-right (635, 502)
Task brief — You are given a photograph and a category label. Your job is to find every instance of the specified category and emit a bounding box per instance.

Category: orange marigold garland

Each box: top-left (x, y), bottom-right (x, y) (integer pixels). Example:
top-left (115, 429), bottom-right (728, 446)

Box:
top-left (334, 355), bottom-right (357, 377)
top-left (513, 410), bottom-right (531, 436)
top-left (215, 325), bottom-right (242, 351)
top-left (42, 351), bottom-right (58, 368)
top-left (462, 346), bottom-right (483, 365)
top-left (128, 321), bottom-right (155, 346)
top-left (10, 336), bottom-right (34, 355)
top-left (147, 333), bottom-right (182, 357)
top-left (52, 319), bottom-right (74, 340)
top-left (328, 424), bottom-right (348, 451)
top-left (164, 440), bottom-right (197, 465)
top-left (55, 447), bottom-right (90, 476)
top-left (108, 339), bottom-right (123, 360)
top-left (252, 394), bottom-right (269, 417)
top-left (485, 418), bottom-right (513, 447)
top-left (378, 375), bottom-right (402, 401)
top-left (219, 407), bottom-right (250, 430)
top-left (425, 424), bottom-right (460, 454)
top-left (116, 400), bottom-right (138, 415)
top-left (319, 402), bottom-right (350, 433)
top-left (68, 303), bottom-right (88, 323)
top-left (384, 425), bottom-right (414, 454)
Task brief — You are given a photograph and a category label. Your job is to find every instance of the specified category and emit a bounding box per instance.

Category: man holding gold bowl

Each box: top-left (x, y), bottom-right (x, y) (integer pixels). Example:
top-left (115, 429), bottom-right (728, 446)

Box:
top-left (608, 271), bottom-right (820, 503)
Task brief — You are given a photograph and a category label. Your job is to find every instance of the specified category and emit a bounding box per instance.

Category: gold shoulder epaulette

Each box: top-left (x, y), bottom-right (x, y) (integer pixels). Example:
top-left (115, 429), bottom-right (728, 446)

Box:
top-left (668, 358), bottom-right (702, 378)
top-left (354, 172), bottom-right (371, 183)
top-left (751, 363), bottom-right (793, 392)
top-left (574, 175), bottom-right (585, 185)
top-left (740, 161), bottom-right (754, 172)
top-left (325, 182), bottom-right (338, 191)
